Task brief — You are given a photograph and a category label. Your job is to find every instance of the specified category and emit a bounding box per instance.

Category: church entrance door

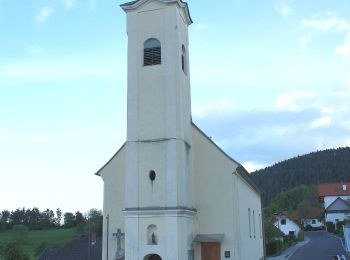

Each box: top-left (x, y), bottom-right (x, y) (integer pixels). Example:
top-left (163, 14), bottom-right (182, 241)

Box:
top-left (145, 254), bottom-right (162, 260)
top-left (201, 242), bottom-right (221, 260)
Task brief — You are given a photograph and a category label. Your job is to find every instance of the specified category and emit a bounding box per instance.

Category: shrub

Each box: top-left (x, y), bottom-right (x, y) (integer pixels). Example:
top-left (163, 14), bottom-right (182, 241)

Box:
top-left (266, 240), bottom-right (283, 256)
top-left (304, 225), bottom-right (312, 231)
top-left (326, 221), bottom-right (335, 233)
top-left (2, 242), bottom-right (30, 260)
top-left (35, 241), bottom-right (48, 256)
top-left (336, 220), bottom-right (346, 231)
top-left (297, 231), bottom-right (304, 241)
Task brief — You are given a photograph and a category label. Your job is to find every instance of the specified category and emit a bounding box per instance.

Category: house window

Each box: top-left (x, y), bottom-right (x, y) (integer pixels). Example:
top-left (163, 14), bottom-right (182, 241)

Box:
top-left (248, 208), bottom-right (251, 238)
top-left (281, 219), bottom-right (286, 225)
top-left (289, 231), bottom-right (295, 236)
top-left (259, 213), bottom-right (262, 238)
top-left (253, 210), bottom-right (256, 238)
top-left (144, 38), bottom-right (161, 66)
top-left (181, 45), bottom-right (187, 74)
top-left (312, 219), bottom-right (316, 224)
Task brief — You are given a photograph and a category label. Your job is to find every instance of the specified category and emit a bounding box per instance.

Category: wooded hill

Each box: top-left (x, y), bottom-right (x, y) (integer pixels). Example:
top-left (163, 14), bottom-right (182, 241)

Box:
top-left (251, 147), bottom-right (350, 205)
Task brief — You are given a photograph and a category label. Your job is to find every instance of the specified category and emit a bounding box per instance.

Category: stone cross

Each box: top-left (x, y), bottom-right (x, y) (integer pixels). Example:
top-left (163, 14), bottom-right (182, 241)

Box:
top-left (113, 228), bottom-right (125, 260)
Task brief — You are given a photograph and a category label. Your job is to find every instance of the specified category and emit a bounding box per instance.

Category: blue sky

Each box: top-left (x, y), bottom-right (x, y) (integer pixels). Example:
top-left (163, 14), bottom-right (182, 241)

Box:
top-left (1, 0), bottom-right (349, 213)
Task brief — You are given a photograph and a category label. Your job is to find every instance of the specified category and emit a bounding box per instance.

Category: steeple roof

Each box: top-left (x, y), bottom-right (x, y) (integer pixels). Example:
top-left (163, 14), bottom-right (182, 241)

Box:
top-left (120, 0), bottom-right (193, 25)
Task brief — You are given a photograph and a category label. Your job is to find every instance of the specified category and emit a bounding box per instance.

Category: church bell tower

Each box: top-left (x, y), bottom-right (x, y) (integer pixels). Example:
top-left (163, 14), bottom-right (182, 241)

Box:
top-left (121, 0), bottom-right (195, 259)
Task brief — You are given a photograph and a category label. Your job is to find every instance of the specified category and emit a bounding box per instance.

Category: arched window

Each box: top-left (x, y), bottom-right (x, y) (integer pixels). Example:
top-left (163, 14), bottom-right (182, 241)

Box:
top-left (181, 45), bottom-right (187, 74)
top-left (144, 38), bottom-right (161, 66)
top-left (147, 224), bottom-right (158, 245)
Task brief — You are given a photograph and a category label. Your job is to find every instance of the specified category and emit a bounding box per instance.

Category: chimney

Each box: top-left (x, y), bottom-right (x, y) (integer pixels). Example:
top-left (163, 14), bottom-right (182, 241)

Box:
top-left (343, 184), bottom-right (347, 191)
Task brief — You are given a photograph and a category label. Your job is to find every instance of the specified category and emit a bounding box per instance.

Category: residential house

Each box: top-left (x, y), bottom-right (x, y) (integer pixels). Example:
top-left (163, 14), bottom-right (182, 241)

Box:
top-left (319, 182), bottom-right (350, 225)
top-left (273, 213), bottom-right (301, 237)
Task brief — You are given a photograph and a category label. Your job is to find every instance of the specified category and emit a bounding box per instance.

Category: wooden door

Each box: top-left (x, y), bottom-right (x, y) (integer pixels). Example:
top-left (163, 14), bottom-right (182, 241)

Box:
top-left (201, 242), bottom-right (221, 260)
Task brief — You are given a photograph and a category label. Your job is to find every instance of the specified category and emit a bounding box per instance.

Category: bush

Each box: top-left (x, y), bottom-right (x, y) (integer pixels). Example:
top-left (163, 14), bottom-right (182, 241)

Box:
top-left (266, 240), bottom-right (283, 256)
top-left (304, 224), bottom-right (312, 231)
top-left (336, 220), bottom-right (346, 231)
top-left (35, 241), bottom-right (48, 257)
top-left (326, 221), bottom-right (335, 233)
top-left (2, 242), bottom-right (30, 260)
top-left (297, 231), bottom-right (304, 241)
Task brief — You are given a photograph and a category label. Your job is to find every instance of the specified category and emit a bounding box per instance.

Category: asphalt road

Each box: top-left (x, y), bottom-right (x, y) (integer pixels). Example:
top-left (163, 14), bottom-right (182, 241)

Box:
top-left (290, 231), bottom-right (349, 260)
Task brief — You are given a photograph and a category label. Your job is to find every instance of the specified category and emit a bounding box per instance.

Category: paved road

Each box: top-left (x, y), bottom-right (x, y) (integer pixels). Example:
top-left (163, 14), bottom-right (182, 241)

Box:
top-left (290, 231), bottom-right (349, 260)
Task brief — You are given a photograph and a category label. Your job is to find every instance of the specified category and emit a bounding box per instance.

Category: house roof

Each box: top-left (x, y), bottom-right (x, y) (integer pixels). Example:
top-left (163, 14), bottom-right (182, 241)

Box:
top-left (325, 197), bottom-right (350, 211)
top-left (318, 182), bottom-right (350, 197)
top-left (120, 0), bottom-right (193, 25)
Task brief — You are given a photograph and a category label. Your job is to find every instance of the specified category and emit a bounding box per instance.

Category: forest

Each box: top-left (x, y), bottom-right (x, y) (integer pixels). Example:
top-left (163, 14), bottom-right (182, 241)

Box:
top-left (251, 147), bottom-right (350, 205)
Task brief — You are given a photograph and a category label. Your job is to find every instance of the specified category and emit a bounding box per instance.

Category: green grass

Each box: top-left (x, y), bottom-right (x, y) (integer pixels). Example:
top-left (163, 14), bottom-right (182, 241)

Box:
top-left (0, 228), bottom-right (77, 259)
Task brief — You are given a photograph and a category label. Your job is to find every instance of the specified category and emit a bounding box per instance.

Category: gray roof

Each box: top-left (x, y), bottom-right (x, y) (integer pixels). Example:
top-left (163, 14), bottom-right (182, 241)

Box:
top-left (120, 0), bottom-right (193, 24)
top-left (120, 0), bottom-right (138, 7)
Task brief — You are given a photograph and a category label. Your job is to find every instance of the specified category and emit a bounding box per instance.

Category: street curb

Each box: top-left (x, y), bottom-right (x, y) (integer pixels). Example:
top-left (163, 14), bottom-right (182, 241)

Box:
top-left (266, 237), bottom-right (310, 260)
top-left (285, 237), bottom-right (311, 260)
top-left (328, 232), bottom-right (350, 257)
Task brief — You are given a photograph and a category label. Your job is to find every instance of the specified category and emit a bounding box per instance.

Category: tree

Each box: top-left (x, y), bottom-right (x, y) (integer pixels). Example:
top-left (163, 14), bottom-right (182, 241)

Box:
top-left (55, 208), bottom-right (62, 226)
top-left (2, 242), bottom-right (30, 260)
top-left (12, 225), bottom-right (29, 243)
top-left (0, 210), bottom-right (10, 230)
top-left (87, 209), bottom-right (103, 236)
top-left (64, 212), bottom-right (75, 228)
top-left (74, 211), bottom-right (86, 226)
top-left (10, 208), bottom-right (26, 225)
top-left (41, 209), bottom-right (55, 229)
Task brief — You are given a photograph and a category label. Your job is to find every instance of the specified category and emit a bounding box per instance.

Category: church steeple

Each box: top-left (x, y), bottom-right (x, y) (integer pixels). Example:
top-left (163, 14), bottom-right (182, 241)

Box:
top-left (121, 0), bottom-right (193, 144)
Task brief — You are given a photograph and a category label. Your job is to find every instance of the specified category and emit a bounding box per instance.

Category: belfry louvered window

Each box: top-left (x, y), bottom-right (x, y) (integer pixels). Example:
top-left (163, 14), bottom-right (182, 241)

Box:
top-left (144, 38), bottom-right (161, 66)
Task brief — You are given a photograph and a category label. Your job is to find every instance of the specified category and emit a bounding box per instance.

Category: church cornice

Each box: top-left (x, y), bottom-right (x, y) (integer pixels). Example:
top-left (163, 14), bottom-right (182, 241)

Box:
top-left (120, 0), bottom-right (193, 25)
top-left (123, 206), bottom-right (197, 217)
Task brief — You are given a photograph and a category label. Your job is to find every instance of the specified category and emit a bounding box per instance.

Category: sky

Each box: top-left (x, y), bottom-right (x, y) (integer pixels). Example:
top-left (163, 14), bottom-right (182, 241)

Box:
top-left (1, 0), bottom-right (350, 214)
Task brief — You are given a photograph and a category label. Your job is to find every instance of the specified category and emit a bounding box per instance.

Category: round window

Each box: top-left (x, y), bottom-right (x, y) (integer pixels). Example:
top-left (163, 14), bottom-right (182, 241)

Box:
top-left (149, 170), bottom-right (156, 181)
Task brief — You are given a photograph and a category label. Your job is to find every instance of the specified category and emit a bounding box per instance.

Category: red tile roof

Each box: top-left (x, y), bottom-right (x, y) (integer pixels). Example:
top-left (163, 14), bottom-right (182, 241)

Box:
top-left (318, 182), bottom-right (350, 197)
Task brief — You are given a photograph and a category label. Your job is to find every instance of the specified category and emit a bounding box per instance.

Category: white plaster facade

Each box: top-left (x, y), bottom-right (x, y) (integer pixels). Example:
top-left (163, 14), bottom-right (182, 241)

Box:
top-left (302, 218), bottom-right (324, 229)
top-left (325, 197), bottom-right (350, 225)
top-left (274, 216), bottom-right (300, 237)
top-left (96, 1), bottom-right (264, 259)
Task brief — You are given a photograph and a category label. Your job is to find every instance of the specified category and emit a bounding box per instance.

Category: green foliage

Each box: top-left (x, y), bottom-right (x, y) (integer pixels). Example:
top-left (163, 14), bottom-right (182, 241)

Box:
top-left (63, 212), bottom-right (75, 228)
top-left (34, 241), bottom-right (47, 256)
top-left (326, 221), bottom-right (335, 233)
top-left (12, 225), bottom-right (29, 243)
top-left (336, 220), bottom-right (346, 232)
top-left (266, 240), bottom-right (283, 256)
top-left (87, 209), bottom-right (103, 236)
top-left (0, 228), bottom-right (76, 258)
top-left (252, 147), bottom-right (350, 205)
top-left (75, 222), bottom-right (87, 236)
top-left (264, 185), bottom-right (316, 217)
top-left (264, 219), bottom-right (282, 243)
top-left (2, 242), bottom-right (30, 260)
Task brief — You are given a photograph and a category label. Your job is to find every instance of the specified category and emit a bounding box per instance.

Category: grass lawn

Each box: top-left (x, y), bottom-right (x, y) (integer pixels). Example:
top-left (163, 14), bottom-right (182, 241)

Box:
top-left (0, 228), bottom-right (76, 259)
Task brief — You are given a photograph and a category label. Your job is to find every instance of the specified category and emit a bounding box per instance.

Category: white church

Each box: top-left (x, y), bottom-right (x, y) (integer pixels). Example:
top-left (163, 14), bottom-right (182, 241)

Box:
top-left (96, 0), bottom-right (264, 259)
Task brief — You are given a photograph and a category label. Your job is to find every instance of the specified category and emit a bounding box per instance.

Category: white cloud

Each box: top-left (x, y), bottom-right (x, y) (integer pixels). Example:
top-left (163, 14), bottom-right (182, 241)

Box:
top-left (302, 15), bottom-right (348, 32)
top-left (35, 6), bottom-right (54, 23)
top-left (192, 99), bottom-right (234, 118)
top-left (61, 0), bottom-right (76, 9)
top-left (275, 90), bottom-right (316, 111)
top-left (275, 3), bottom-right (292, 18)
top-left (243, 161), bottom-right (267, 172)
top-left (310, 116), bottom-right (332, 128)
top-left (298, 34), bottom-right (312, 51)
top-left (335, 32), bottom-right (350, 57)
